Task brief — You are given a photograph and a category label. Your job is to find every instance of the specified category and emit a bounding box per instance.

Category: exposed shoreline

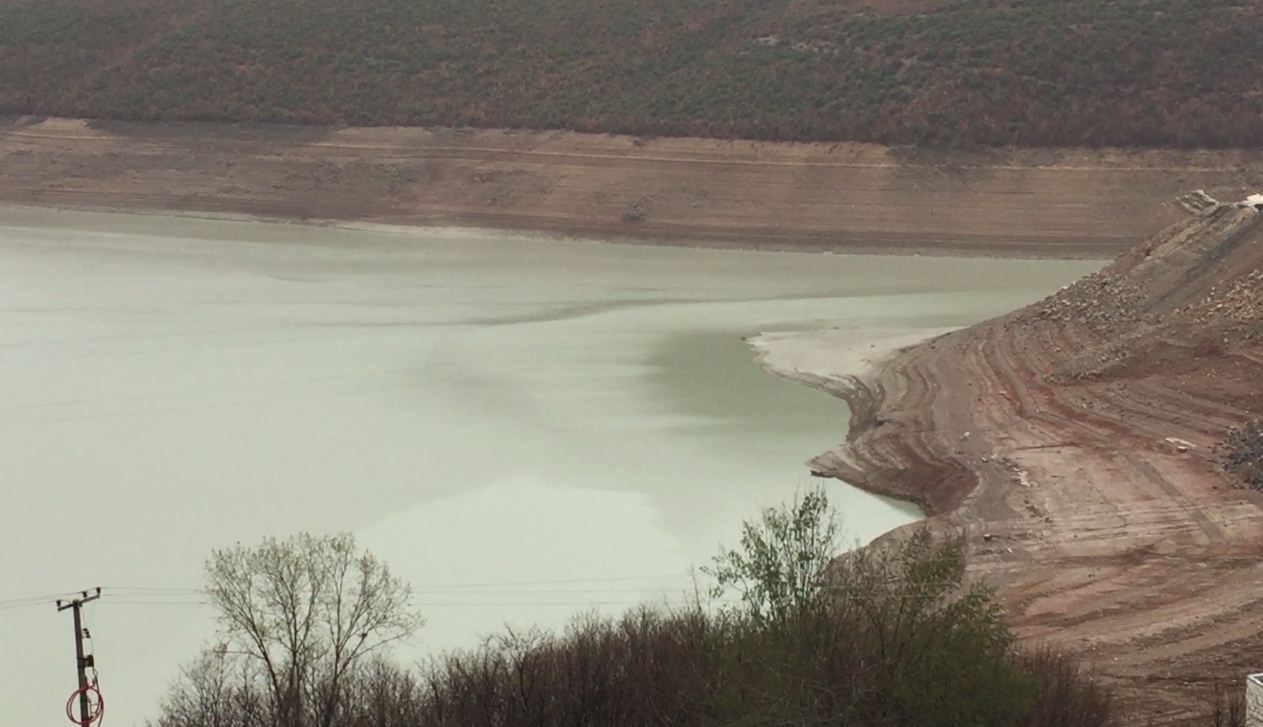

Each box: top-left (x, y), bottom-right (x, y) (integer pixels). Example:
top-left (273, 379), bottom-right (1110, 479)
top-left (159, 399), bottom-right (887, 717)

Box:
top-left (10, 116), bottom-right (1263, 723)
top-left (6, 117), bottom-right (1263, 259)
top-left (0, 200), bottom-right (1123, 262)
top-left (747, 327), bottom-right (960, 515)
top-left (748, 328), bottom-right (957, 396)
top-left (774, 207), bottom-right (1263, 725)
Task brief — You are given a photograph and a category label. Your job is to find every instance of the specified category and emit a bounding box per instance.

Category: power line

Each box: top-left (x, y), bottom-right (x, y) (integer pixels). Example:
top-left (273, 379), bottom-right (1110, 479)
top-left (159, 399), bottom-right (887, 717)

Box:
top-left (0, 600), bottom-right (52, 612)
top-left (103, 586), bottom-right (205, 593)
top-left (95, 600), bottom-right (211, 607)
top-left (0, 590), bottom-right (90, 607)
top-left (407, 588), bottom-right (701, 595)
top-left (2, 573), bottom-right (958, 615)
top-left (413, 573), bottom-right (697, 590)
top-left (410, 601), bottom-right (726, 608)
top-left (97, 589), bottom-right (701, 602)
top-left (100, 573), bottom-right (699, 594)
top-left (95, 599), bottom-right (694, 608)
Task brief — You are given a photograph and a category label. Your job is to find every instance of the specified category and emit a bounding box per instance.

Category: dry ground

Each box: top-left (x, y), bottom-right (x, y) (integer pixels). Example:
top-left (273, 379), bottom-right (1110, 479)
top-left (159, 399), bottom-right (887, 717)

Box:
top-left (813, 204), bottom-right (1263, 725)
top-left (4, 117), bottom-right (1263, 256)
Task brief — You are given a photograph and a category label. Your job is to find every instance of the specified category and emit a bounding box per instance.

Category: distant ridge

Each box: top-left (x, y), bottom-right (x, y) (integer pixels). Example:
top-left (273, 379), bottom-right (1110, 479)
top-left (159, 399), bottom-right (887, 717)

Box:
top-left (2, 0), bottom-right (1262, 148)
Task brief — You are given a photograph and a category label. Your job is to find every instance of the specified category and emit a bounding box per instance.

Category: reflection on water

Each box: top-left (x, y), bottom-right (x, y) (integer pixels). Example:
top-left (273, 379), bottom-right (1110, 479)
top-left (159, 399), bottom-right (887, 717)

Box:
top-left (0, 207), bottom-right (1101, 724)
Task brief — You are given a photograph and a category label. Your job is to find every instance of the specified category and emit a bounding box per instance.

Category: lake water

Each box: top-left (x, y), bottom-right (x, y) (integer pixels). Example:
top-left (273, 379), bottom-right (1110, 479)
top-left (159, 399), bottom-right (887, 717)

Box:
top-left (0, 208), bottom-right (1099, 725)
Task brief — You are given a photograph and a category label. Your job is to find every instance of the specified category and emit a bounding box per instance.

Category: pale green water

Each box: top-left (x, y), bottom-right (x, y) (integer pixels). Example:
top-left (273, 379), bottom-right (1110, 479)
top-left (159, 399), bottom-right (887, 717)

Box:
top-left (0, 207), bottom-right (1101, 725)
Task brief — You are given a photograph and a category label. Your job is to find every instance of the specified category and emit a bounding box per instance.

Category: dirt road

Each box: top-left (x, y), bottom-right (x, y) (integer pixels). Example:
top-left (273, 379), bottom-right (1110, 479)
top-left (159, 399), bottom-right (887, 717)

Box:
top-left (4, 117), bottom-right (1263, 256)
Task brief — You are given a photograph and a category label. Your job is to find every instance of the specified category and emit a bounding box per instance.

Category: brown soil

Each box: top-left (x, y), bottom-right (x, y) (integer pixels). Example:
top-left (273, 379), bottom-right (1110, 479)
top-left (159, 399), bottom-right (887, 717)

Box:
top-left (4, 117), bottom-right (1263, 257)
top-left (814, 202), bottom-right (1263, 724)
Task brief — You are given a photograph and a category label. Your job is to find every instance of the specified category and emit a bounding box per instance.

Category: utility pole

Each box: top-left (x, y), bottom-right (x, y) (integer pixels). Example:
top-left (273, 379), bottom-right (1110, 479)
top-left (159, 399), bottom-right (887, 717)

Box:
top-left (56, 588), bottom-right (102, 727)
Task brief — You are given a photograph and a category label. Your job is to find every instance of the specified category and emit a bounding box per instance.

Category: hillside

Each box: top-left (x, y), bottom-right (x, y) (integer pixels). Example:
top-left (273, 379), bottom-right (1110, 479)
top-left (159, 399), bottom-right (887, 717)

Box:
top-left (3, 0), bottom-right (1263, 148)
top-left (797, 197), bottom-right (1263, 722)
top-left (6, 117), bottom-right (1263, 257)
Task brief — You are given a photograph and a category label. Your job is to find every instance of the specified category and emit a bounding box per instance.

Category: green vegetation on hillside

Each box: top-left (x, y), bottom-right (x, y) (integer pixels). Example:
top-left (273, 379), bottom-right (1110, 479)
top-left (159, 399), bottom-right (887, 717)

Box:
top-left (3, 0), bottom-right (1261, 147)
top-left (1223, 419), bottom-right (1263, 490)
top-left (155, 492), bottom-right (1115, 726)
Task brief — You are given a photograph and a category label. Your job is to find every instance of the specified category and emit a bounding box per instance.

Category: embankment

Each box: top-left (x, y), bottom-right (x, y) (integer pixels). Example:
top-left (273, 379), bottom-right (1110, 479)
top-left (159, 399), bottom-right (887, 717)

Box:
top-left (800, 202), bottom-right (1263, 724)
top-left (5, 117), bottom-right (1263, 257)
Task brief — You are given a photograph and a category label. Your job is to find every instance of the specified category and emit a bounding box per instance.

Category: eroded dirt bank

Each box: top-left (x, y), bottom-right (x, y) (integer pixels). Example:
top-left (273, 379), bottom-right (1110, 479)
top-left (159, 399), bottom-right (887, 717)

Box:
top-left (5, 117), bottom-right (1263, 256)
top-left (806, 202), bottom-right (1263, 724)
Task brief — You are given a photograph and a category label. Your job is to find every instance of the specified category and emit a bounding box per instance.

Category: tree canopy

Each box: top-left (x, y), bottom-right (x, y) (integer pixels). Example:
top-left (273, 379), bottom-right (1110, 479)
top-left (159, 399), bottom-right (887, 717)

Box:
top-left (3, 0), bottom-right (1262, 148)
top-left (166, 533), bottom-right (422, 727)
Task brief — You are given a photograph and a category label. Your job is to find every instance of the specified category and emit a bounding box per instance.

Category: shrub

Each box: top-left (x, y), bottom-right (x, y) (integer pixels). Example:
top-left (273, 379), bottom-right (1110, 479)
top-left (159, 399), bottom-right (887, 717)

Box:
top-left (153, 491), bottom-right (1116, 726)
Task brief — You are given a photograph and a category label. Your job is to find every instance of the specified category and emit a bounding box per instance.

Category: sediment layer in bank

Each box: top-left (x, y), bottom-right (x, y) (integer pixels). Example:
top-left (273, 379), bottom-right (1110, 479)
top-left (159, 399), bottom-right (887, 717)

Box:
top-left (6, 117), bottom-right (1263, 257)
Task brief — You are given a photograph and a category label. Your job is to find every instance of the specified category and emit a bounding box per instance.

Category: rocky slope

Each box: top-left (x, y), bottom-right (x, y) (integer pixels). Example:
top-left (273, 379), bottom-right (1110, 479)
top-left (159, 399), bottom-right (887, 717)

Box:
top-left (814, 197), bottom-right (1263, 724)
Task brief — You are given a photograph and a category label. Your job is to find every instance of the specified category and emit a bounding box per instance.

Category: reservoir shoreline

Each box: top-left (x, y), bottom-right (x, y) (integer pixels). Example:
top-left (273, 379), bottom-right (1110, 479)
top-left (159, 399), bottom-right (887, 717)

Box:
top-left (6, 117), bottom-right (1263, 259)
top-left (0, 204), bottom-right (1099, 726)
top-left (747, 327), bottom-right (960, 515)
top-left (792, 209), bottom-right (1263, 725)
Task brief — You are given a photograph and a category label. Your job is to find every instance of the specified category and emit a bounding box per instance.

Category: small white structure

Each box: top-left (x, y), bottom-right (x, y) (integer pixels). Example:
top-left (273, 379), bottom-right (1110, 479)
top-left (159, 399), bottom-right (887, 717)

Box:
top-left (1246, 673), bottom-right (1263, 726)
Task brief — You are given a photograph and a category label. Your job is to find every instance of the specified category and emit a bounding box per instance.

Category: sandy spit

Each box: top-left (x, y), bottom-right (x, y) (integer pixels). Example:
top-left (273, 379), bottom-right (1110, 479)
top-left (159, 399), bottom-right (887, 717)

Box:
top-left (747, 327), bottom-right (957, 395)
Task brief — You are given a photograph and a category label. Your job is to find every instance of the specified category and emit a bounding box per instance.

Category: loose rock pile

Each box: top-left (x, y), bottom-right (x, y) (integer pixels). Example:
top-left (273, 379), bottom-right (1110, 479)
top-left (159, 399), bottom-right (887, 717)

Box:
top-left (1220, 419), bottom-right (1263, 491)
top-left (1020, 203), bottom-right (1263, 382)
top-left (1182, 270), bottom-right (1263, 326)
top-left (1029, 270), bottom-right (1145, 334)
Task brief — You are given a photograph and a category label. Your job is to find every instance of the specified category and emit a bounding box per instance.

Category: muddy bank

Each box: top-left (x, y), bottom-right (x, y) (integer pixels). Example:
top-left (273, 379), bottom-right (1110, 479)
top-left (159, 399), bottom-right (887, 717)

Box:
top-left (790, 204), bottom-right (1263, 725)
top-left (6, 117), bottom-right (1263, 257)
top-left (748, 327), bottom-right (962, 512)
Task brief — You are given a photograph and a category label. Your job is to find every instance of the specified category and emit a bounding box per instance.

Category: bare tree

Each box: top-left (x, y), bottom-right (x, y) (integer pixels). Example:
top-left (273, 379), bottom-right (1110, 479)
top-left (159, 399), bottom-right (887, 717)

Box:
top-left (204, 533), bottom-right (422, 727)
top-left (152, 651), bottom-right (271, 727)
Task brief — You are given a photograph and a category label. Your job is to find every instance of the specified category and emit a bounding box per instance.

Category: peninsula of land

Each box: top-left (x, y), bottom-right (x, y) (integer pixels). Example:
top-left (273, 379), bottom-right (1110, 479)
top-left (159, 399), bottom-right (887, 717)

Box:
top-left (761, 199), bottom-right (1263, 725)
